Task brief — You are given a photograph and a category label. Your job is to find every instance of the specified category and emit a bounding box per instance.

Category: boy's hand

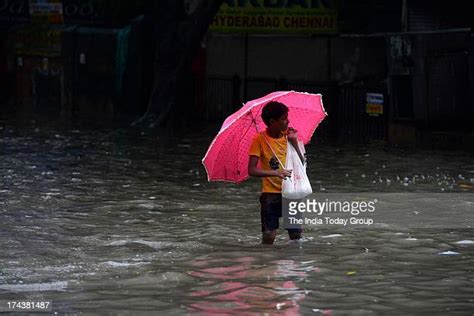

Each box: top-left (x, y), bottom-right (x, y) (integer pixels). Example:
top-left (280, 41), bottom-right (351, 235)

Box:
top-left (275, 168), bottom-right (292, 179)
top-left (287, 127), bottom-right (306, 165)
top-left (287, 127), bottom-right (298, 145)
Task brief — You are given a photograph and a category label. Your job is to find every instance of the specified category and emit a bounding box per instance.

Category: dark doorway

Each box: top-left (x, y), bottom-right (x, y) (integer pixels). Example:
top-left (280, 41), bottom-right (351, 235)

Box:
top-left (33, 69), bottom-right (63, 117)
top-left (427, 53), bottom-right (469, 130)
top-left (391, 75), bottom-right (413, 119)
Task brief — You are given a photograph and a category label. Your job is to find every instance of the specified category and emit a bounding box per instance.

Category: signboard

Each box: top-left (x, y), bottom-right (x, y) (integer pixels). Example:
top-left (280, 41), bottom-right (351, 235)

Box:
top-left (210, 0), bottom-right (338, 34)
top-left (14, 25), bottom-right (63, 57)
top-left (28, 0), bottom-right (64, 24)
top-left (366, 92), bottom-right (383, 116)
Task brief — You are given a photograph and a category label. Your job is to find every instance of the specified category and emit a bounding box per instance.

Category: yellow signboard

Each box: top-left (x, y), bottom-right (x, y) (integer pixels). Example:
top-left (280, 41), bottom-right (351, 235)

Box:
top-left (366, 103), bottom-right (383, 116)
top-left (210, 0), bottom-right (338, 34)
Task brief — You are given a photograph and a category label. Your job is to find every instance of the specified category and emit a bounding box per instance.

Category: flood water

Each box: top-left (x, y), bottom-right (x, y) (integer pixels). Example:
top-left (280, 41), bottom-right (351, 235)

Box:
top-left (1, 122), bottom-right (473, 315)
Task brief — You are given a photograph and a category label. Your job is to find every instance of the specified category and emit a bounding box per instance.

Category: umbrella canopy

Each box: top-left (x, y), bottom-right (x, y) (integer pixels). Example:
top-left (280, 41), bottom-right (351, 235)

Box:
top-left (202, 91), bottom-right (327, 183)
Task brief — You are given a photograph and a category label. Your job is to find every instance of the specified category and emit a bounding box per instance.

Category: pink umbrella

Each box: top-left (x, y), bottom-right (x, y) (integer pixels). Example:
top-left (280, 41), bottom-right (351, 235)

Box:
top-left (202, 91), bottom-right (327, 183)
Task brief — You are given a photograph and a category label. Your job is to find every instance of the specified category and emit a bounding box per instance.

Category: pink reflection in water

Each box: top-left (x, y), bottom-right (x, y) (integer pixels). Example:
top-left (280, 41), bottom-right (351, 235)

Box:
top-left (186, 257), bottom-right (311, 315)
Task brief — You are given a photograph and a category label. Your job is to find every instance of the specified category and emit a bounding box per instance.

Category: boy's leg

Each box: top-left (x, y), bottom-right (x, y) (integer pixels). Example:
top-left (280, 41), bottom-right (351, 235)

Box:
top-left (283, 198), bottom-right (303, 240)
top-left (262, 230), bottom-right (277, 245)
top-left (260, 193), bottom-right (281, 245)
top-left (287, 229), bottom-right (302, 240)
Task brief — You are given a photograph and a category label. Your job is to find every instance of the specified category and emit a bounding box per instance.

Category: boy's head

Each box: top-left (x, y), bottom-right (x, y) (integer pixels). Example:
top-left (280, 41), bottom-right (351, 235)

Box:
top-left (261, 101), bottom-right (289, 130)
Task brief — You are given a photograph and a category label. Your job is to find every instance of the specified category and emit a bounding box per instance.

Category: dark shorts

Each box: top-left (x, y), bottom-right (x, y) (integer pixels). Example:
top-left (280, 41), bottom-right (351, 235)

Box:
top-left (260, 192), bottom-right (303, 234)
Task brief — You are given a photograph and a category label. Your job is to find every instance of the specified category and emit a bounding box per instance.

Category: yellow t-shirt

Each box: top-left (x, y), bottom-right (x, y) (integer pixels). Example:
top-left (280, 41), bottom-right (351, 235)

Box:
top-left (249, 131), bottom-right (287, 193)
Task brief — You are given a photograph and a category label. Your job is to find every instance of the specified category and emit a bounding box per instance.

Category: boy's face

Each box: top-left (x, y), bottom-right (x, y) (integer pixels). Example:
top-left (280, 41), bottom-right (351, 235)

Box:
top-left (269, 112), bottom-right (289, 132)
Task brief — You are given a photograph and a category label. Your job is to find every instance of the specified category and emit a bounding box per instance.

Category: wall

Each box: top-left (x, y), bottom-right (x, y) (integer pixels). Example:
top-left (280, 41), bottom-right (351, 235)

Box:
top-left (411, 31), bottom-right (470, 125)
top-left (206, 33), bottom-right (387, 84)
top-left (205, 30), bottom-right (472, 145)
top-left (330, 36), bottom-right (386, 83)
top-left (247, 36), bottom-right (329, 82)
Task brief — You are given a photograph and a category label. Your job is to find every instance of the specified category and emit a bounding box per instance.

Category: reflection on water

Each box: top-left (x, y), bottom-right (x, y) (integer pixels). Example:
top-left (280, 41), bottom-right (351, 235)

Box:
top-left (187, 257), bottom-right (309, 315)
top-left (0, 123), bottom-right (473, 314)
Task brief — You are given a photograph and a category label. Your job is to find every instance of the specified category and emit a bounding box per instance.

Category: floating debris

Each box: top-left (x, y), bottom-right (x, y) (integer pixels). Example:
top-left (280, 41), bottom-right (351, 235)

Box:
top-left (276, 303), bottom-right (286, 310)
top-left (438, 251), bottom-right (460, 255)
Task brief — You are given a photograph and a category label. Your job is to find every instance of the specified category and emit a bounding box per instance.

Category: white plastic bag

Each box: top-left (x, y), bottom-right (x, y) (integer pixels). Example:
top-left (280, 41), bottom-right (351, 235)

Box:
top-left (282, 140), bottom-right (312, 199)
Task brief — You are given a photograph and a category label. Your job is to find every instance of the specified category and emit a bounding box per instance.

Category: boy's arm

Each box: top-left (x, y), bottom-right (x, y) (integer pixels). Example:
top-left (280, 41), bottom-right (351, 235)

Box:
top-left (248, 156), bottom-right (291, 179)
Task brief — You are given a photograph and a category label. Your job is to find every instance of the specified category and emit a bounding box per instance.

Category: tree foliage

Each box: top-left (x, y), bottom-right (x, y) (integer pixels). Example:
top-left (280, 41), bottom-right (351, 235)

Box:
top-left (133, 0), bottom-right (224, 130)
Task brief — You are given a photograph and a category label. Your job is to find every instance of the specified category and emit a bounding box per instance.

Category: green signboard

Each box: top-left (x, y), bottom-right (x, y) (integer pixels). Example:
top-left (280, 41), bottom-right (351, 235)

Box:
top-left (210, 0), bottom-right (338, 34)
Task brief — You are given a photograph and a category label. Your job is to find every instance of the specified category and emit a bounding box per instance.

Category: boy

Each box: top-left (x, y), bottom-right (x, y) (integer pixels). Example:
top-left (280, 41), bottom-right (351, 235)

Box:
top-left (248, 101), bottom-right (305, 245)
